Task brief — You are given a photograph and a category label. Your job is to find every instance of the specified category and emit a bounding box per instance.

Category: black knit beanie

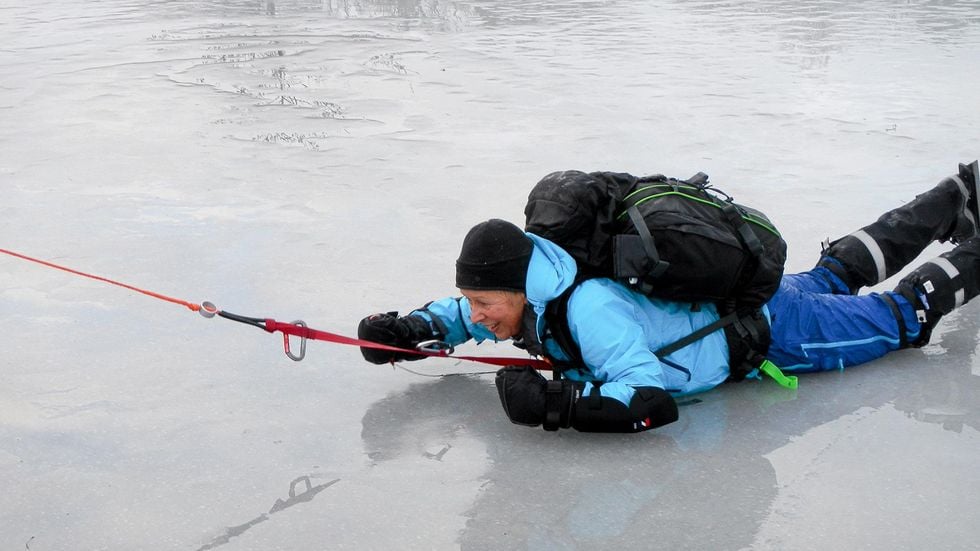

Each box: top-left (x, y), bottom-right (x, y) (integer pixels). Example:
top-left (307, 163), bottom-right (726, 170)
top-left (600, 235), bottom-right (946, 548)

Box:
top-left (455, 219), bottom-right (533, 292)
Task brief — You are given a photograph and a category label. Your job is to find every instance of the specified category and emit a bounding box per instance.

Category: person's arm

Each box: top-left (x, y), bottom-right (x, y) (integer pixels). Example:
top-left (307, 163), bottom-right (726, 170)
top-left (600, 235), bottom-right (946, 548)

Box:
top-left (413, 296), bottom-right (497, 345)
top-left (495, 285), bottom-right (678, 433)
top-left (494, 365), bottom-right (677, 432)
top-left (357, 296), bottom-right (496, 363)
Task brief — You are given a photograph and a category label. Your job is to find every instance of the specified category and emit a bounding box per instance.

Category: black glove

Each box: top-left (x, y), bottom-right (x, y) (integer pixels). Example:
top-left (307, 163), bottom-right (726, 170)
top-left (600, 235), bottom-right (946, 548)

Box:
top-left (494, 365), bottom-right (582, 431)
top-left (357, 312), bottom-right (440, 364)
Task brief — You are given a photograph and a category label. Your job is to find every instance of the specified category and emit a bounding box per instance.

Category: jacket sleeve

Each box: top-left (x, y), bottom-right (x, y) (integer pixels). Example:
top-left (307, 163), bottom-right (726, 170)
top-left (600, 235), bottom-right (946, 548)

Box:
top-left (563, 284), bottom-right (679, 432)
top-left (408, 296), bottom-right (497, 346)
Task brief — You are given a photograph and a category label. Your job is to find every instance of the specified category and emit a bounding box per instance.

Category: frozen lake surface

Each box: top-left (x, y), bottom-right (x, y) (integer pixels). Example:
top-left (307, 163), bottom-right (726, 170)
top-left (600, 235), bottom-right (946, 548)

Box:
top-left (3, 0), bottom-right (980, 549)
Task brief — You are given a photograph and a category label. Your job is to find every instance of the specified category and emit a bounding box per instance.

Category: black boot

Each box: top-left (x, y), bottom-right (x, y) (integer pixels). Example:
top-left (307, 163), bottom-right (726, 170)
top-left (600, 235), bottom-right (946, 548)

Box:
top-left (950, 160), bottom-right (980, 244)
top-left (820, 161), bottom-right (980, 293)
top-left (894, 236), bottom-right (980, 347)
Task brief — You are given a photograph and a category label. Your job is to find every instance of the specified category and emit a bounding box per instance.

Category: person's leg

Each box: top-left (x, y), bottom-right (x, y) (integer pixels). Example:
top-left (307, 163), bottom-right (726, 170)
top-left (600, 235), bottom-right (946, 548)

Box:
top-left (818, 161), bottom-right (980, 294)
top-left (766, 279), bottom-right (920, 372)
top-left (768, 236), bottom-right (980, 371)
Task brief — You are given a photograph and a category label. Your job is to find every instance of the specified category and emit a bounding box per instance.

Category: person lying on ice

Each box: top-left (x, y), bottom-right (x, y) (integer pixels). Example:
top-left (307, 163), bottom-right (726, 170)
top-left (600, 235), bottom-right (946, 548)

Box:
top-left (357, 161), bottom-right (980, 433)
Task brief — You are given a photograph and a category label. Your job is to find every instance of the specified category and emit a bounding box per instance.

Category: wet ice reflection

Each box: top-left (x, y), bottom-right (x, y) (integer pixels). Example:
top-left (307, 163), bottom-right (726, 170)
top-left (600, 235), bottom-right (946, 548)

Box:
top-left (197, 476), bottom-right (339, 550)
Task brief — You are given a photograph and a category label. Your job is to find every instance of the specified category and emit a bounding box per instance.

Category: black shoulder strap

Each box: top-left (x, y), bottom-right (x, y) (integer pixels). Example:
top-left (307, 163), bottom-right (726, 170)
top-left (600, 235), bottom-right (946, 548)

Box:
top-left (625, 205), bottom-right (671, 287)
top-left (721, 203), bottom-right (765, 257)
top-left (543, 281), bottom-right (586, 377)
top-left (652, 310), bottom-right (740, 358)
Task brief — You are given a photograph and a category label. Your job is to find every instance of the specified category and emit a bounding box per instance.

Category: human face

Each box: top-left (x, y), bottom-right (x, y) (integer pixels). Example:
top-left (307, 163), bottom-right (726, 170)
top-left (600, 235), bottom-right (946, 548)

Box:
top-left (460, 289), bottom-right (527, 339)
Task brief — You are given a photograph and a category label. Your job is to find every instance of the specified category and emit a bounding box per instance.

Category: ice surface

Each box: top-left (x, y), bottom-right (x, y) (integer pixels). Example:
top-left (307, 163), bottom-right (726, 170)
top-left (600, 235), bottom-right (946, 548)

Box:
top-left (2, 0), bottom-right (979, 549)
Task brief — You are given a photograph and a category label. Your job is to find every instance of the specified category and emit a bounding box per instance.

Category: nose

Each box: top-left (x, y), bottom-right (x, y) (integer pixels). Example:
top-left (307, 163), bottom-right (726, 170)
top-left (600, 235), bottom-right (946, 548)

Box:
top-left (469, 303), bottom-right (485, 323)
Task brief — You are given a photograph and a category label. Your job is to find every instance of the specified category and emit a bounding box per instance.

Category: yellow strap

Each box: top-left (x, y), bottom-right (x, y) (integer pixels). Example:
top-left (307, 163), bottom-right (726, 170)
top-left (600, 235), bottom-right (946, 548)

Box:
top-left (759, 360), bottom-right (798, 389)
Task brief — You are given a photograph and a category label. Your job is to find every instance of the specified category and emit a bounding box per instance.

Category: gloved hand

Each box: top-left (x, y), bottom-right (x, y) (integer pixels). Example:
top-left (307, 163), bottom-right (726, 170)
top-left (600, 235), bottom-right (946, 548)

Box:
top-left (357, 312), bottom-right (438, 364)
top-left (494, 365), bottom-right (582, 431)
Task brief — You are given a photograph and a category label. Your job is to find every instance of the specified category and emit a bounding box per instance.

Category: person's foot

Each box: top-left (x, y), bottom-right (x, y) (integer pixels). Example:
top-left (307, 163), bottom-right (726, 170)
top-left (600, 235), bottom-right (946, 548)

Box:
top-left (950, 160), bottom-right (980, 244)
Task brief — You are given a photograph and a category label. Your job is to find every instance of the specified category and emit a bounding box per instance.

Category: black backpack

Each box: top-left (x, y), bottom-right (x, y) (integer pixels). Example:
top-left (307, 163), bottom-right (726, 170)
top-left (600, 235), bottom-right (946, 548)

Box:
top-left (523, 170), bottom-right (787, 379)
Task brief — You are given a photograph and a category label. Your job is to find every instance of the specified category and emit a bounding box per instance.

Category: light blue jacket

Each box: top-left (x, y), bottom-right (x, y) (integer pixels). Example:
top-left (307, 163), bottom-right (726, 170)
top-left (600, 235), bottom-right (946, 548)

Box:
top-left (416, 233), bottom-right (731, 407)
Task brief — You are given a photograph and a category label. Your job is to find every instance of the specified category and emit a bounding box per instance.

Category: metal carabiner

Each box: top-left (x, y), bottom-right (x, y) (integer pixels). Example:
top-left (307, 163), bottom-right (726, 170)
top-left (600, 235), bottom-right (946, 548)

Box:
top-left (416, 339), bottom-right (454, 355)
top-left (283, 320), bottom-right (307, 361)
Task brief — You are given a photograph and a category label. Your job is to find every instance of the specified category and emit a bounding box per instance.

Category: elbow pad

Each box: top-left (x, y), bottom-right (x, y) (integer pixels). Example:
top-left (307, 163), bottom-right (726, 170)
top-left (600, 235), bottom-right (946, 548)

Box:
top-left (571, 386), bottom-right (678, 433)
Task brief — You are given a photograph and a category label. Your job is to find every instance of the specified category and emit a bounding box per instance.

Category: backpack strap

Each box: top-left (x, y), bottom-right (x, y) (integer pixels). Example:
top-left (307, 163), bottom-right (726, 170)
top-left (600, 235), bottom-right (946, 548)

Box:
top-left (545, 279), bottom-right (768, 366)
top-left (721, 203), bottom-right (765, 257)
top-left (720, 307), bottom-right (771, 381)
top-left (624, 205), bottom-right (671, 293)
top-left (652, 311), bottom-right (741, 358)
top-left (545, 282), bottom-right (772, 382)
top-left (543, 281), bottom-right (586, 378)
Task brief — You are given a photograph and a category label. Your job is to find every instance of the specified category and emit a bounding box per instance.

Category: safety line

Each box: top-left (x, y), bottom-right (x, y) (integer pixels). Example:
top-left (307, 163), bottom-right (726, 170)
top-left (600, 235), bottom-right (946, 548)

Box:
top-left (0, 248), bottom-right (202, 313)
top-left (1, 247), bottom-right (548, 370)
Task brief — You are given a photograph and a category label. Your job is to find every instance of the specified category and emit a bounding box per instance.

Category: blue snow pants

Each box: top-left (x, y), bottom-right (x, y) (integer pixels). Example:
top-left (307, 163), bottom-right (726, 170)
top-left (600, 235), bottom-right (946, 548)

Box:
top-left (765, 265), bottom-right (923, 373)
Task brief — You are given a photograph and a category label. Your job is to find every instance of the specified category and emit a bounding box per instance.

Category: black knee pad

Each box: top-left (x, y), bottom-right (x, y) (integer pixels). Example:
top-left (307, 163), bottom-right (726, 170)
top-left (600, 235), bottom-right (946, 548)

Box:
top-left (820, 235), bottom-right (882, 292)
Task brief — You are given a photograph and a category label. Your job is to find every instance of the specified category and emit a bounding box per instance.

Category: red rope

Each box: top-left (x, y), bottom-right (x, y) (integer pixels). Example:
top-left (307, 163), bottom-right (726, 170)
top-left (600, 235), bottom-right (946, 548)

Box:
top-left (0, 248), bottom-right (202, 313)
top-left (1, 247), bottom-right (548, 369)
